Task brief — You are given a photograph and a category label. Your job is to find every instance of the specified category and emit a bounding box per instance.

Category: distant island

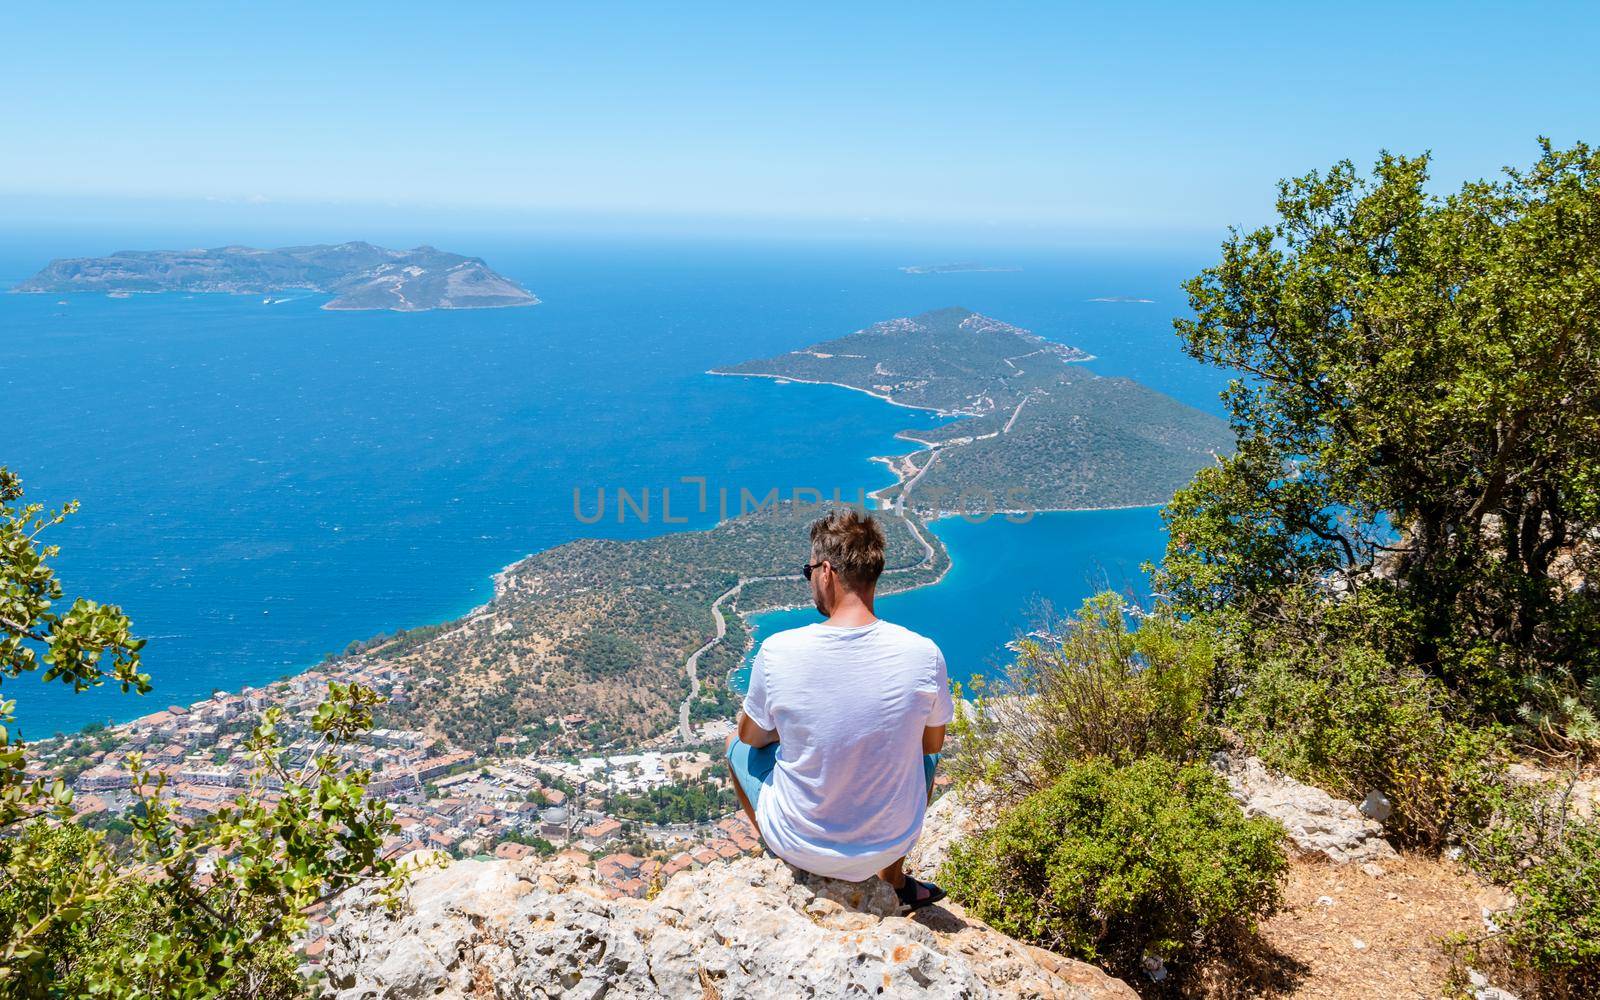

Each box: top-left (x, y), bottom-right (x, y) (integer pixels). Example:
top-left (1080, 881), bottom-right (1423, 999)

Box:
top-left (900, 262), bottom-right (1021, 274)
top-left (1086, 295), bottom-right (1155, 304)
top-left (12, 241), bottom-right (539, 312)
top-left (713, 306), bottom-right (1232, 513)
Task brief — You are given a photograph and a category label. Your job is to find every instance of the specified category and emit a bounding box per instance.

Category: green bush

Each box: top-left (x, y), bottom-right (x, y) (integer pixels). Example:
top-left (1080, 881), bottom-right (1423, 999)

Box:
top-left (1227, 637), bottom-right (1507, 849)
top-left (950, 593), bottom-right (1217, 802)
top-left (940, 757), bottom-right (1285, 984)
top-left (0, 822), bottom-right (306, 1000)
top-left (1496, 821), bottom-right (1600, 996)
top-left (1516, 669), bottom-right (1600, 756)
top-left (1454, 816), bottom-right (1600, 1000)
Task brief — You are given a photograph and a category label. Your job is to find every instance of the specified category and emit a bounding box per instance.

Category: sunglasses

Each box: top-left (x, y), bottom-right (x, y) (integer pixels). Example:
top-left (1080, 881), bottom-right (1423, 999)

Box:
top-left (801, 561), bottom-right (825, 580)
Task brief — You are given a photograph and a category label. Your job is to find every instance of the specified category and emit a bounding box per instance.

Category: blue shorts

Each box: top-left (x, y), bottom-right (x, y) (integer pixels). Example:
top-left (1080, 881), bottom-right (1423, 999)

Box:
top-left (725, 739), bottom-right (940, 810)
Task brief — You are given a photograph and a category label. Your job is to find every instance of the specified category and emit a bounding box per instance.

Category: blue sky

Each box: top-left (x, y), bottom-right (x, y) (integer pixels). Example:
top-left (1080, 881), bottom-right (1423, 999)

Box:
top-left (2, 2), bottom-right (1596, 242)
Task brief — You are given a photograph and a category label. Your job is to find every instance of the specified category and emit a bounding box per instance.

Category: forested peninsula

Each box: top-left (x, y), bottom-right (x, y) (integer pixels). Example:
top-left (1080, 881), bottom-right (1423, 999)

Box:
top-left (714, 306), bottom-right (1232, 513)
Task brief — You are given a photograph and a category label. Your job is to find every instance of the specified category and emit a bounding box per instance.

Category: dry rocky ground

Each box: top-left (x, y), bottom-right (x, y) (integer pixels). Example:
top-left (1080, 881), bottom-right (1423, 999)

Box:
top-left (1194, 854), bottom-right (1511, 999)
top-left (1200, 752), bottom-right (1518, 998)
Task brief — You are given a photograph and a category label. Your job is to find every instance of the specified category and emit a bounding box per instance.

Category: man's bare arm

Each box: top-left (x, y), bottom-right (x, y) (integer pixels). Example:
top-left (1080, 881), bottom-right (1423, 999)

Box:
top-left (738, 710), bottom-right (779, 748)
top-left (922, 724), bottom-right (946, 755)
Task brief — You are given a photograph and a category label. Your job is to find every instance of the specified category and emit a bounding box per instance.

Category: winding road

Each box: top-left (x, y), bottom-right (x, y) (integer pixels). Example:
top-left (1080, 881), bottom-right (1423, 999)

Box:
top-left (676, 573), bottom-right (794, 741)
top-left (675, 356), bottom-right (1047, 741)
top-left (672, 367), bottom-right (1016, 742)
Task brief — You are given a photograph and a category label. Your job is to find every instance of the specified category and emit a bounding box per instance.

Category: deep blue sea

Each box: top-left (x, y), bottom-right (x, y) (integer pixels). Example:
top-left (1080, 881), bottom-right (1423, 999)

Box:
top-left (0, 235), bottom-right (1227, 737)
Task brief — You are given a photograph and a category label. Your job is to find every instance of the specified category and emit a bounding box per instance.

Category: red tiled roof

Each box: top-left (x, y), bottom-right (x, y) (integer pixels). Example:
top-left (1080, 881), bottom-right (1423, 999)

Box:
top-left (615, 878), bottom-right (647, 898)
top-left (73, 794), bottom-right (109, 816)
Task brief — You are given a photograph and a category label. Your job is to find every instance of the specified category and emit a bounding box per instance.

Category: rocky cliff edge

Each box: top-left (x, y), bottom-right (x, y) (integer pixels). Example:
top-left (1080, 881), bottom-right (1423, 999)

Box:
top-left (324, 798), bottom-right (1135, 999)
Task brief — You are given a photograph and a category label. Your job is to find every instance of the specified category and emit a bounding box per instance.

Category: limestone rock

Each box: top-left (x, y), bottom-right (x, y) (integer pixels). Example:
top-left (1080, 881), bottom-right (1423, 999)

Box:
top-left (1467, 967), bottom-right (1523, 1000)
top-left (324, 852), bottom-right (1136, 999)
top-left (907, 791), bottom-right (984, 877)
top-left (1211, 751), bottom-right (1397, 864)
top-left (1359, 790), bottom-right (1393, 822)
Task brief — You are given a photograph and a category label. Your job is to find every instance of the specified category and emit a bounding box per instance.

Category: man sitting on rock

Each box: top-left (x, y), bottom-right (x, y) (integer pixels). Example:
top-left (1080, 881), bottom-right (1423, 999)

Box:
top-left (725, 507), bottom-right (953, 911)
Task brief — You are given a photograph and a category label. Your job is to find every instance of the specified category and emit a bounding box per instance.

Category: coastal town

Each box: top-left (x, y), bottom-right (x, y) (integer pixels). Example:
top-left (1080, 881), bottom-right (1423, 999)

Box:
top-left (24, 651), bottom-right (785, 971)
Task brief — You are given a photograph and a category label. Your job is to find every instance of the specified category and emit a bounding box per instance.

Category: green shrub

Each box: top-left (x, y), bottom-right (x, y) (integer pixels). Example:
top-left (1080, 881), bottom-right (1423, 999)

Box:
top-left (2, 469), bottom-right (407, 996)
top-left (940, 757), bottom-right (1285, 984)
top-left (1459, 774), bottom-right (1574, 886)
top-left (1454, 817), bottom-right (1600, 1000)
top-left (0, 822), bottom-right (307, 1000)
top-left (1516, 669), bottom-right (1600, 756)
top-left (950, 593), bottom-right (1217, 802)
top-left (1495, 821), bottom-right (1600, 996)
top-left (1227, 638), bottom-right (1507, 848)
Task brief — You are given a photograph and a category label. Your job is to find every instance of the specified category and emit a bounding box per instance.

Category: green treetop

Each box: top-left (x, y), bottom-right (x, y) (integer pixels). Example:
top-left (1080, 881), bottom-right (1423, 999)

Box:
top-left (1161, 140), bottom-right (1600, 732)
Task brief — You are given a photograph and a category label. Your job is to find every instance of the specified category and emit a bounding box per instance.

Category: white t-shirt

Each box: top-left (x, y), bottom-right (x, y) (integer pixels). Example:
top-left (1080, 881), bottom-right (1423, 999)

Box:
top-left (740, 618), bottom-right (955, 882)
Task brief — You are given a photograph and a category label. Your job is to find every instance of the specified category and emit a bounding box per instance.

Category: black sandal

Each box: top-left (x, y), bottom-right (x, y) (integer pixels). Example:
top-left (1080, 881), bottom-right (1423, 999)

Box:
top-left (894, 876), bottom-right (947, 912)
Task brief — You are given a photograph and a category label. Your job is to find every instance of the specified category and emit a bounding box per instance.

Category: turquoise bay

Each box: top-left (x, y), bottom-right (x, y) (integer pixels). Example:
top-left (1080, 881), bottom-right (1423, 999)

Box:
top-left (0, 234), bottom-right (1224, 737)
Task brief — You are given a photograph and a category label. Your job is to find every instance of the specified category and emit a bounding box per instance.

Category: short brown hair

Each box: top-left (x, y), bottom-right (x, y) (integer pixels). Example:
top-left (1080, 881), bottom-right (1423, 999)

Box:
top-left (809, 508), bottom-right (886, 588)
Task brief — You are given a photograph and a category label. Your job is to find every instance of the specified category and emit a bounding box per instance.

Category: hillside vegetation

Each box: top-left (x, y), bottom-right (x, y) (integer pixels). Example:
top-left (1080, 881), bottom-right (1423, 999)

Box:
top-left (370, 503), bottom-right (945, 749)
top-left (717, 306), bottom-right (1233, 513)
top-left (944, 140), bottom-right (1600, 999)
top-left (0, 468), bottom-right (405, 997)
